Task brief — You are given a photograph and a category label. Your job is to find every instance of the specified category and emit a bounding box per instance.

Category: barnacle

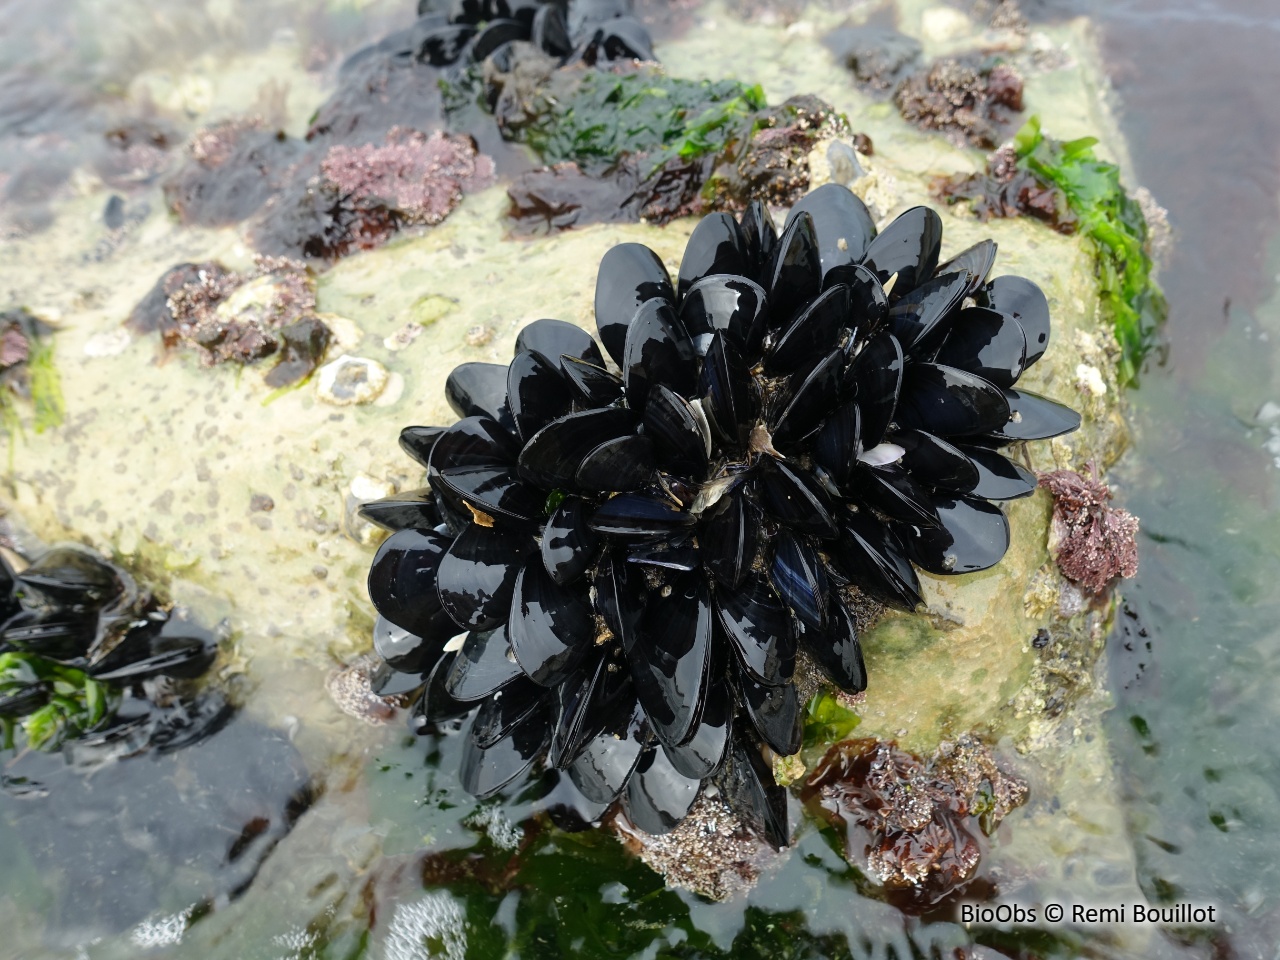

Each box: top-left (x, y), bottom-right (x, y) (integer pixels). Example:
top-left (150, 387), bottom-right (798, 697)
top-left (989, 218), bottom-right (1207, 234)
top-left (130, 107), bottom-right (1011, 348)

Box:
top-left (361, 182), bottom-right (1080, 844)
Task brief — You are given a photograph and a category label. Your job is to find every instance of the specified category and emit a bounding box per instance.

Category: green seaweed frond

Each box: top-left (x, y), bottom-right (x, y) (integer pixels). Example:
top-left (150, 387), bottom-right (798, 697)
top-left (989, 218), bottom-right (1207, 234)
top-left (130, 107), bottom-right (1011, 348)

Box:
top-left (0, 652), bottom-right (118, 752)
top-left (1014, 116), bottom-right (1167, 385)
top-left (803, 689), bottom-right (861, 751)
top-left (27, 336), bottom-right (65, 433)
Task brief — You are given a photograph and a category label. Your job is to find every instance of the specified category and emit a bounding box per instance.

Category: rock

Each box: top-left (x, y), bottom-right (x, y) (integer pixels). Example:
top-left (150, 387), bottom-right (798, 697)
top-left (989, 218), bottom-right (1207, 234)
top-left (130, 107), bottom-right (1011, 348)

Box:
top-left (315, 355), bottom-right (388, 406)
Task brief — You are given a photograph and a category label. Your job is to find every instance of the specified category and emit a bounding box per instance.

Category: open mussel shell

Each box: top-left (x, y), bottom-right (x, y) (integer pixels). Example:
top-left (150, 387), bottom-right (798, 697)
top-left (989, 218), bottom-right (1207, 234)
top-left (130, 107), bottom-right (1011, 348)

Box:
top-left (977, 275), bottom-right (1051, 366)
top-left (958, 445), bottom-right (1037, 500)
top-left (737, 662), bottom-right (802, 755)
top-left (445, 362), bottom-right (515, 431)
top-left (628, 536), bottom-right (699, 572)
top-left (358, 488), bottom-right (441, 533)
top-left (805, 595), bottom-right (867, 692)
top-left (936, 239), bottom-right (998, 298)
top-left (626, 571), bottom-right (713, 749)
top-left (546, 652), bottom-right (615, 769)
top-left (892, 429), bottom-right (980, 493)
top-left (508, 558), bottom-right (596, 687)
top-left (514, 318), bottom-right (605, 371)
top-left (595, 243), bottom-right (674, 366)
top-left (852, 461), bottom-right (941, 528)
top-left (541, 495), bottom-right (601, 585)
top-left (886, 272), bottom-right (968, 358)
top-left (755, 455), bottom-right (838, 539)
top-left (700, 486), bottom-right (762, 589)
top-left (517, 407), bottom-right (635, 490)
top-left (623, 742), bottom-right (703, 836)
top-left (988, 388), bottom-right (1082, 442)
top-left (722, 734), bottom-right (790, 849)
top-left (895, 363), bottom-right (1012, 438)
top-left (569, 698), bottom-right (651, 804)
top-left (507, 349), bottom-right (574, 442)
top-left (460, 699), bottom-right (549, 800)
top-left (739, 200), bottom-right (778, 286)
top-left (643, 385), bottom-right (710, 479)
top-left (933, 307), bottom-right (1028, 389)
top-left (844, 331), bottom-right (903, 450)
top-left (716, 575), bottom-right (796, 687)
top-left (1, 610), bottom-right (98, 662)
top-left (677, 212), bottom-right (749, 301)
top-left (769, 530), bottom-right (828, 630)
top-left (622, 298), bottom-right (699, 410)
top-left (905, 496), bottom-right (1011, 575)
top-left (589, 490), bottom-right (695, 540)
top-left (767, 211), bottom-right (822, 326)
top-left (829, 507), bottom-right (923, 612)
top-left (680, 275), bottom-right (769, 360)
top-left (767, 284), bottom-right (850, 375)
top-left (787, 182), bottom-right (877, 284)
top-left (861, 205), bottom-right (943, 300)
top-left (444, 624), bottom-right (522, 702)
top-left (436, 525), bottom-right (535, 631)
top-left (369, 528), bottom-right (453, 638)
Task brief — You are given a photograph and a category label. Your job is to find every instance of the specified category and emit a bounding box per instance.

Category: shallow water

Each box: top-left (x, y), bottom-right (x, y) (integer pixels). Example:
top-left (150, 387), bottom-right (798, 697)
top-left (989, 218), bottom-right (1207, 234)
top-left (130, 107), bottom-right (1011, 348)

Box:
top-left (2, 0), bottom-right (1279, 957)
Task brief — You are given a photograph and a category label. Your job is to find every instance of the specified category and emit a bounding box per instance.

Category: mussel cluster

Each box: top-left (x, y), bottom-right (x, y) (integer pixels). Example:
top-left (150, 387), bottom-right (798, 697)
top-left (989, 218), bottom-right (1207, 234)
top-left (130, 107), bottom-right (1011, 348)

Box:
top-left (380, 0), bottom-right (652, 72)
top-left (362, 182), bottom-right (1080, 843)
top-left (0, 545), bottom-right (224, 759)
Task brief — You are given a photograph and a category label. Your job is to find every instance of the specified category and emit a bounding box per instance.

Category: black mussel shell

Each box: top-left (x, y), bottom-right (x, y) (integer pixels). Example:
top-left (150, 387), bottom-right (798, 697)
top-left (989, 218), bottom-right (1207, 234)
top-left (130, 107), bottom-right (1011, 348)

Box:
top-left (561, 356), bottom-right (625, 407)
top-left (518, 407), bottom-right (635, 490)
top-left (958, 445), bottom-right (1037, 500)
top-left (722, 735), bottom-right (789, 848)
top-left (829, 507), bottom-right (923, 612)
top-left (662, 670), bottom-right (731, 780)
top-left (627, 535), bottom-right (699, 572)
top-left (445, 362), bottom-right (514, 430)
top-left (788, 183), bottom-right (877, 285)
top-left (678, 212), bottom-right (749, 301)
top-left (769, 348), bottom-right (844, 448)
top-left (434, 465), bottom-right (545, 525)
top-left (532, 3), bottom-right (573, 57)
top-left (767, 211), bottom-right (822, 326)
top-left (861, 205), bottom-right (943, 300)
top-left (417, 23), bottom-right (478, 65)
top-left (886, 272), bottom-right (968, 358)
top-left (767, 283), bottom-right (850, 375)
top-left (595, 243), bottom-right (674, 366)
top-left (413, 651), bottom-right (473, 729)
top-left (547, 652), bottom-right (613, 769)
top-left (895, 363), bottom-right (1012, 438)
top-left (576, 434), bottom-right (657, 491)
top-left (359, 488), bottom-right (441, 532)
top-left (700, 486), bottom-right (762, 589)
top-left (445, 625), bottom-right (523, 702)
top-left (508, 557), bottom-right (596, 687)
top-left (642, 385), bottom-right (709, 479)
top-left (436, 525), bottom-right (535, 631)
top-left (681, 275), bottom-right (769, 359)
top-left (738, 664), bottom-right (803, 755)
top-left (933, 307), bottom-right (1028, 389)
top-left (892, 429), bottom-right (980, 493)
top-left (937, 239), bottom-right (998, 298)
top-left (471, 679), bottom-right (544, 749)
top-left (853, 461), bottom-right (942, 528)
top-left (623, 742), bottom-right (702, 835)
top-left (755, 455), bottom-right (838, 539)
top-left (625, 571), bottom-right (712, 749)
top-left (507, 349), bottom-right (575, 442)
top-left (842, 263), bottom-right (888, 329)
top-left (812, 400), bottom-right (862, 487)
top-left (845, 331), bottom-right (903, 449)
top-left (622, 298), bottom-right (699, 410)
top-left (429, 415), bottom-right (520, 475)
top-left (373, 615), bottom-right (440, 673)
top-left (399, 425), bottom-right (448, 469)
top-left (716, 575), bottom-right (795, 686)
top-left (806, 595), bottom-right (867, 692)
top-left (460, 700), bottom-right (549, 800)
top-left (569, 698), bottom-right (651, 804)
top-left (515, 318), bottom-right (605, 371)
top-left (905, 496), bottom-right (1011, 575)
top-left (369, 528), bottom-right (453, 638)
top-left (700, 331), bottom-right (759, 447)
top-left (769, 530), bottom-right (828, 630)
top-left (739, 200), bottom-right (778, 286)
top-left (978, 276), bottom-right (1051, 366)
top-left (369, 659), bottom-right (430, 698)
top-left (988, 388), bottom-right (1082, 442)
top-left (589, 490), bottom-right (695, 540)
top-left (541, 495), bottom-right (601, 585)
top-left (18, 548), bottom-right (121, 609)
top-left (467, 17), bottom-right (530, 62)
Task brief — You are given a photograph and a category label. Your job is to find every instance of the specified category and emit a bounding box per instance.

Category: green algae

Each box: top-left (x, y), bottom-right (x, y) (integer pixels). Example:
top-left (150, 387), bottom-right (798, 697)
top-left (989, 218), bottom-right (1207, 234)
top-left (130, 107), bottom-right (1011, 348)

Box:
top-left (519, 70), bottom-right (766, 173)
top-left (0, 652), bottom-right (116, 752)
top-left (27, 336), bottom-right (65, 434)
top-left (1013, 116), bottom-right (1167, 385)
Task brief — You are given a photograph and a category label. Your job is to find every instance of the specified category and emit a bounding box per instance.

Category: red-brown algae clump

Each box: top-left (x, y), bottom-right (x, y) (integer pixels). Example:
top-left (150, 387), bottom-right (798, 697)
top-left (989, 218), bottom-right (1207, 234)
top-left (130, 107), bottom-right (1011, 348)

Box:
top-left (801, 736), bottom-right (1028, 907)
top-left (1038, 466), bottom-right (1140, 595)
top-left (894, 57), bottom-right (1024, 149)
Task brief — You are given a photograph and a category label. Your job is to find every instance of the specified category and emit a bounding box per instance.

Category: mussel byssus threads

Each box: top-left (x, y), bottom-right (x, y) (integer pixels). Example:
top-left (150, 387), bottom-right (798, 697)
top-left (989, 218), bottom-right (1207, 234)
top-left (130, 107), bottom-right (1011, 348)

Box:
top-left (361, 183), bottom-right (1081, 845)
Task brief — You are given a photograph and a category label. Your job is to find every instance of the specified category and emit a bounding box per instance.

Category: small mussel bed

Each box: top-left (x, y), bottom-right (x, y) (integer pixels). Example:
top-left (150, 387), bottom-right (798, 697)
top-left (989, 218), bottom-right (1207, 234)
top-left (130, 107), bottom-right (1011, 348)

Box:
top-left (359, 180), bottom-right (1080, 858)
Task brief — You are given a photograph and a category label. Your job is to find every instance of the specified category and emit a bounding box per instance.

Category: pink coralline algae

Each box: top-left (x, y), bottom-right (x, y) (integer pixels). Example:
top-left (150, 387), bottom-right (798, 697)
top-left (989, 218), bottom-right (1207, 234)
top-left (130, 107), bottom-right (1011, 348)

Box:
top-left (1039, 465), bottom-right (1140, 595)
top-left (320, 128), bottom-right (495, 227)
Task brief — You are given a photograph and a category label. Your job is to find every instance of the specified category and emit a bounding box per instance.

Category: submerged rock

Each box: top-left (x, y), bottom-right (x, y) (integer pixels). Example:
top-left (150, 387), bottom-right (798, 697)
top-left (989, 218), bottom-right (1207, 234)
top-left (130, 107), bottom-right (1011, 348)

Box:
top-left (1039, 465), bottom-right (1139, 595)
top-left (315, 354), bottom-right (389, 406)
